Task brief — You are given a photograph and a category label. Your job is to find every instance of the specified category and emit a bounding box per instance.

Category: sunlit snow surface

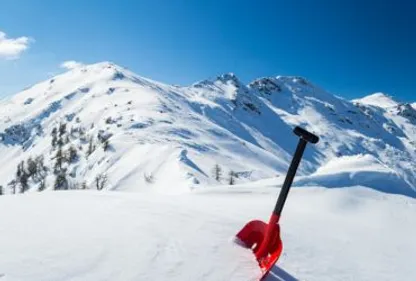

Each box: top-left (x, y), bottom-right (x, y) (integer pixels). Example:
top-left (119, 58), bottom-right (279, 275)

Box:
top-left (0, 184), bottom-right (415, 281)
top-left (0, 62), bottom-right (415, 280)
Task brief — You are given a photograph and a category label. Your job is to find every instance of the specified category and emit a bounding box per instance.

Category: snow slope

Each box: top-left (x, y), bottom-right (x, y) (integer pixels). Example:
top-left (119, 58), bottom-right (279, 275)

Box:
top-left (0, 62), bottom-right (415, 197)
top-left (353, 92), bottom-right (398, 108)
top-left (1, 65), bottom-right (415, 281)
top-left (294, 154), bottom-right (415, 197)
top-left (0, 185), bottom-right (415, 281)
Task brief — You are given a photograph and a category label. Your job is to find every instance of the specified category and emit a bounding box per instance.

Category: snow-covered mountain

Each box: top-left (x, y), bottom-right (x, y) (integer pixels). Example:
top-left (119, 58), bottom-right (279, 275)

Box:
top-left (353, 92), bottom-right (398, 108)
top-left (0, 62), bottom-right (415, 196)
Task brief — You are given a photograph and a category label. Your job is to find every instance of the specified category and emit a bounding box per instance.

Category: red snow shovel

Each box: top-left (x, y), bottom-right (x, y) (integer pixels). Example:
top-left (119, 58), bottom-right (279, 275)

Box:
top-left (236, 126), bottom-right (319, 279)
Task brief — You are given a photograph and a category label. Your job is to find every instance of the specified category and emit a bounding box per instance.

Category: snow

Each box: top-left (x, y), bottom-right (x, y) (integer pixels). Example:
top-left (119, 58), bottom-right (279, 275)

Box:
top-left (294, 154), bottom-right (415, 197)
top-left (0, 185), bottom-right (415, 281)
top-left (0, 62), bottom-right (415, 196)
top-left (0, 62), bottom-right (415, 280)
top-left (354, 92), bottom-right (398, 108)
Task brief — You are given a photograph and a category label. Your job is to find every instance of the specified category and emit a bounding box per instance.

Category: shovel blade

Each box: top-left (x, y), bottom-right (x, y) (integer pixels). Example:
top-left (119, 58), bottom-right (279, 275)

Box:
top-left (236, 220), bottom-right (283, 278)
top-left (236, 220), bottom-right (268, 252)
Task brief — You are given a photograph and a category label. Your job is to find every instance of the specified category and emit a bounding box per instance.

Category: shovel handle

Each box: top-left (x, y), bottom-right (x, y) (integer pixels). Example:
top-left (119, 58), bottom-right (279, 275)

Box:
top-left (273, 127), bottom-right (319, 217)
top-left (294, 126), bottom-right (319, 144)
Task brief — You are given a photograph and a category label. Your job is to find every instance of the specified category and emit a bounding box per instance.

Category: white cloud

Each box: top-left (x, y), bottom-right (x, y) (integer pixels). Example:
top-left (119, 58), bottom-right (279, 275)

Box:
top-left (0, 31), bottom-right (32, 60)
top-left (60, 60), bottom-right (84, 70)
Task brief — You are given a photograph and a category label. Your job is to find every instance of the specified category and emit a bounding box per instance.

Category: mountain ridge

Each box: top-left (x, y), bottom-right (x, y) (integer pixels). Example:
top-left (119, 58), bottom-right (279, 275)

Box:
top-left (0, 62), bottom-right (415, 196)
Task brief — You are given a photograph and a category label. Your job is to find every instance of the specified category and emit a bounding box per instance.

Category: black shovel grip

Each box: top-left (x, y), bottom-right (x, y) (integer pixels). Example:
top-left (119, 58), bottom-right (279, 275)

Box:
top-left (273, 127), bottom-right (319, 217)
top-left (294, 127), bottom-right (319, 144)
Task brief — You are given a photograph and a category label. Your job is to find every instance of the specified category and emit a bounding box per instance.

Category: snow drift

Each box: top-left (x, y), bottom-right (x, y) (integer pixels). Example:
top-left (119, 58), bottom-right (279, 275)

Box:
top-left (295, 154), bottom-right (416, 197)
top-left (0, 185), bottom-right (415, 281)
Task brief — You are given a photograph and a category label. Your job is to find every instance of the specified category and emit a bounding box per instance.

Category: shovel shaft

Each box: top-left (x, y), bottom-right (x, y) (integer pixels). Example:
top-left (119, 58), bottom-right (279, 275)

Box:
top-left (256, 136), bottom-right (310, 261)
top-left (273, 138), bottom-right (307, 217)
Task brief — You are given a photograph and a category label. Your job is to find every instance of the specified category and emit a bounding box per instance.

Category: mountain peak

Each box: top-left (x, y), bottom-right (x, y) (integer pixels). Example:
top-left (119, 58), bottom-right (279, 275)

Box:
top-left (215, 72), bottom-right (242, 86)
top-left (1, 61), bottom-right (416, 198)
top-left (248, 77), bottom-right (282, 94)
top-left (354, 92), bottom-right (398, 108)
top-left (276, 75), bottom-right (310, 85)
top-left (396, 103), bottom-right (416, 121)
top-left (65, 61), bottom-right (132, 76)
top-left (191, 73), bottom-right (243, 91)
top-left (86, 61), bottom-right (119, 69)
top-left (87, 62), bottom-right (131, 75)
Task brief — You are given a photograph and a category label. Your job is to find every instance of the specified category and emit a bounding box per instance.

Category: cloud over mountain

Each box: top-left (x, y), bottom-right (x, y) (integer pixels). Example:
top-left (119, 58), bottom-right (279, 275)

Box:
top-left (0, 31), bottom-right (32, 60)
top-left (60, 60), bottom-right (85, 70)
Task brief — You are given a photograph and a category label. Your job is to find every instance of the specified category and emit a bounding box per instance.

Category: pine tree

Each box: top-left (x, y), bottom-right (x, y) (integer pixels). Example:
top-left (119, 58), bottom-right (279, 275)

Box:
top-left (51, 127), bottom-right (58, 148)
top-left (8, 180), bottom-right (17, 194)
top-left (86, 136), bottom-right (95, 157)
top-left (34, 155), bottom-right (48, 191)
top-left (38, 179), bottom-right (46, 191)
top-left (212, 164), bottom-right (222, 182)
top-left (56, 135), bottom-right (63, 148)
top-left (55, 123), bottom-right (67, 148)
top-left (16, 161), bottom-right (22, 179)
top-left (95, 173), bottom-right (108, 190)
top-left (35, 155), bottom-right (47, 178)
top-left (67, 146), bottom-right (78, 163)
top-left (52, 134), bottom-right (58, 148)
top-left (54, 148), bottom-right (64, 173)
top-left (16, 161), bottom-right (29, 193)
top-left (54, 172), bottom-right (68, 190)
top-left (228, 170), bottom-right (236, 185)
top-left (59, 122), bottom-right (67, 137)
top-left (27, 157), bottom-right (38, 178)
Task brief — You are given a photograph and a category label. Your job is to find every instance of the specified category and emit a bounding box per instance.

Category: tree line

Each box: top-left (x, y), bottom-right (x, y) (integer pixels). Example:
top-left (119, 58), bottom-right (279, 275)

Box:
top-left (2, 120), bottom-right (112, 195)
top-left (212, 164), bottom-right (238, 185)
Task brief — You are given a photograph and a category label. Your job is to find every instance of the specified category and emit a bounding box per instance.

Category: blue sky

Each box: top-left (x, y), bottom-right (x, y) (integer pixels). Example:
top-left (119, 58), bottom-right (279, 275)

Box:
top-left (0, 0), bottom-right (414, 102)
